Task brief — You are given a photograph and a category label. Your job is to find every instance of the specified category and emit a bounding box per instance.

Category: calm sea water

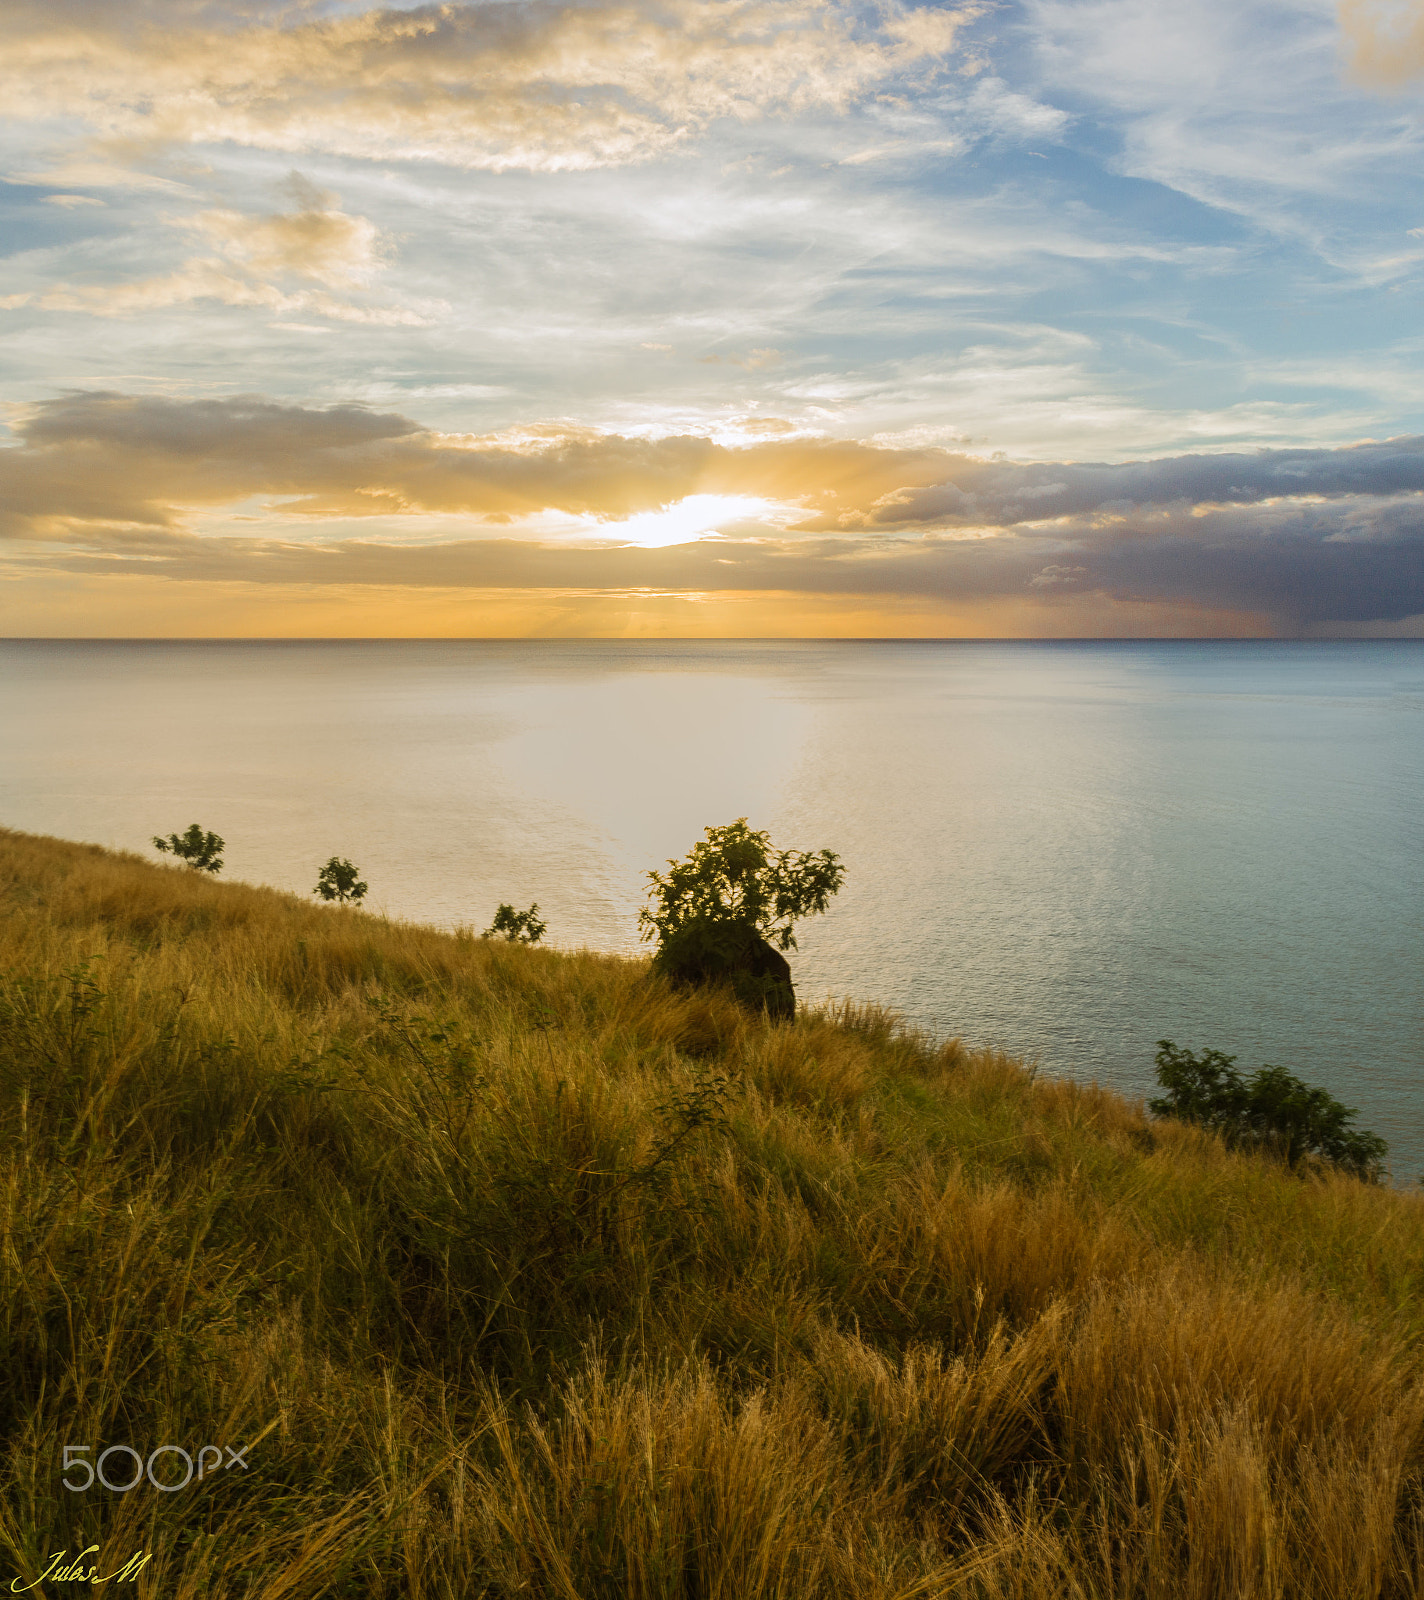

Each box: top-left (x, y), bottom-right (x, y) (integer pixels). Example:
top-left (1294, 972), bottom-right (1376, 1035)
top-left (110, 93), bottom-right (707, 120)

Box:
top-left (2, 639), bottom-right (1421, 1176)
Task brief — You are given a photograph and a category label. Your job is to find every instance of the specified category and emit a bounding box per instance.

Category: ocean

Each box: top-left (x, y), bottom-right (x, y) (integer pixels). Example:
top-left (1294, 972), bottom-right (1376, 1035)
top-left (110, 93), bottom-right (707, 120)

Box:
top-left (3, 638), bottom-right (1420, 1176)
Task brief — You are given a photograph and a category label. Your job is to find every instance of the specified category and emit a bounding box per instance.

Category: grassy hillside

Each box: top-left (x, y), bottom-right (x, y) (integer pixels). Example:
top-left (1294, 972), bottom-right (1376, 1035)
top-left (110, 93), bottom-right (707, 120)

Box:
top-left (0, 826), bottom-right (1421, 1598)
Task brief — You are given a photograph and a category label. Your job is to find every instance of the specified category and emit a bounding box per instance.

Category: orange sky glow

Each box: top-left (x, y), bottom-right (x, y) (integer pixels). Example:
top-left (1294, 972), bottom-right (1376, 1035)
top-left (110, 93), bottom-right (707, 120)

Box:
top-left (3, 0), bottom-right (1424, 636)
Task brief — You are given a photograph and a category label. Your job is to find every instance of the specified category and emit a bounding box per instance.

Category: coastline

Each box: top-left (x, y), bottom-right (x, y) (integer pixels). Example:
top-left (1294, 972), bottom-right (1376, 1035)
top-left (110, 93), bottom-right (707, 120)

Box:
top-left (1, 826), bottom-right (1421, 1595)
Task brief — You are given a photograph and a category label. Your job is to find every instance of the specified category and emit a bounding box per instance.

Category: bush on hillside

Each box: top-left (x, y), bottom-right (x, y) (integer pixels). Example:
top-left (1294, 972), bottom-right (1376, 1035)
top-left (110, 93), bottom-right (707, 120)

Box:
top-left (152, 822), bottom-right (224, 873)
top-left (1149, 1039), bottom-right (1388, 1180)
top-left (640, 819), bottom-right (844, 1017)
top-left (484, 902), bottom-right (547, 943)
top-left (313, 856), bottom-right (368, 903)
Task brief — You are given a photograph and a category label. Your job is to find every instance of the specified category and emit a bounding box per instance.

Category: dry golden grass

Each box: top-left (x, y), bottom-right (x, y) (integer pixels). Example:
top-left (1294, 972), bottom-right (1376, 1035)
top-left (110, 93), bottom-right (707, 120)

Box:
top-left (0, 825), bottom-right (1422, 1597)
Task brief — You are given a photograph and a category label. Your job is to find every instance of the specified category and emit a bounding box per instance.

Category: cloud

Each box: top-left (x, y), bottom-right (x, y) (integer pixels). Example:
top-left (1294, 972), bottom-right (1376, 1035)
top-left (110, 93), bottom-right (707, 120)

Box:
top-left (0, 174), bottom-right (430, 323)
top-left (3, 391), bottom-right (1423, 629)
top-left (12, 508), bottom-right (1423, 631)
top-left (1340, 0), bottom-right (1424, 87)
top-left (699, 347), bottom-right (786, 369)
top-left (41, 193), bottom-right (104, 208)
top-left (960, 75), bottom-right (1070, 142)
top-left (1021, 0), bottom-right (1424, 282)
top-left (1029, 563), bottom-right (1086, 588)
top-left (3, 0), bottom-right (978, 176)
top-left (857, 437), bottom-right (1424, 526)
top-left (186, 173), bottom-right (389, 289)
top-left (0, 264), bottom-right (432, 324)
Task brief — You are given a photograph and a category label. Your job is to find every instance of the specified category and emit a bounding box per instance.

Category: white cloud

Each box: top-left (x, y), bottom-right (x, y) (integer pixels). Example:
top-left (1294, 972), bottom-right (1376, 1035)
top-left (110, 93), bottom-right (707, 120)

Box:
top-left (1029, 563), bottom-right (1087, 587)
top-left (184, 173), bottom-right (389, 289)
top-left (961, 75), bottom-right (1070, 141)
top-left (2, 172), bottom-right (434, 324)
top-left (1022, 0), bottom-right (1424, 260)
top-left (3, 0), bottom-right (980, 176)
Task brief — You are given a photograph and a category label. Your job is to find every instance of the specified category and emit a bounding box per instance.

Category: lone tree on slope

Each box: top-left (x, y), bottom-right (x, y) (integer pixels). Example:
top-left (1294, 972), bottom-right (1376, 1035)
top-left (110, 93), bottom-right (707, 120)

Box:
top-left (640, 818), bottom-right (844, 1021)
top-left (153, 824), bottom-right (224, 874)
top-left (314, 857), bottom-right (368, 904)
top-left (484, 903), bottom-right (546, 943)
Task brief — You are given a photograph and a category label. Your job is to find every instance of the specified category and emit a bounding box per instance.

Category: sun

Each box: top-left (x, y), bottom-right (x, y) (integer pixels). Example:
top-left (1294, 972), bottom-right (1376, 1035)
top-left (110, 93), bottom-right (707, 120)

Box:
top-left (604, 494), bottom-right (777, 548)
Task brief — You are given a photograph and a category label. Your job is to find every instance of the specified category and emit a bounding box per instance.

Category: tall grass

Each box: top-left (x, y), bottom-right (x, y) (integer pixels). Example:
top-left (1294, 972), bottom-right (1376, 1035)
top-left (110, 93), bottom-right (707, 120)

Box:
top-left (0, 825), bottom-right (1421, 1596)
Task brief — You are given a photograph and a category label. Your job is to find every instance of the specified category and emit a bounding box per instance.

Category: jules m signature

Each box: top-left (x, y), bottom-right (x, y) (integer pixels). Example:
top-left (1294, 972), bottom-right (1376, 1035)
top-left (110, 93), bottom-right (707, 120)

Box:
top-left (7, 1439), bottom-right (257, 1589)
top-left (10, 1547), bottom-right (150, 1589)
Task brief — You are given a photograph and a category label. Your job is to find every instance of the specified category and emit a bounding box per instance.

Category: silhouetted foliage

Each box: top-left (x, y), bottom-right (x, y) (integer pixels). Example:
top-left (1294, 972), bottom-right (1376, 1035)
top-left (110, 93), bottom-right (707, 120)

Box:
top-left (152, 823), bottom-right (224, 874)
top-left (640, 819), bottom-right (844, 1016)
top-left (485, 902), bottom-right (547, 944)
top-left (314, 857), bottom-right (368, 903)
top-left (641, 819), bottom-right (844, 954)
top-left (1150, 1039), bottom-right (1387, 1181)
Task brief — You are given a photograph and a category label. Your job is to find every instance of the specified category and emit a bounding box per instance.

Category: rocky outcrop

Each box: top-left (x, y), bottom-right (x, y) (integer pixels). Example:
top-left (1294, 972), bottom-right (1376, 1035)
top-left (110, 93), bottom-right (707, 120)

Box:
top-left (652, 918), bottom-right (796, 1020)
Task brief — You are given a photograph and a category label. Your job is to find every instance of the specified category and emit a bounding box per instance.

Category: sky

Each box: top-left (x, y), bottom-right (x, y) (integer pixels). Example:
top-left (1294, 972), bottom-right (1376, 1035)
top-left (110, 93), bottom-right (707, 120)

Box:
top-left (3, 0), bottom-right (1424, 636)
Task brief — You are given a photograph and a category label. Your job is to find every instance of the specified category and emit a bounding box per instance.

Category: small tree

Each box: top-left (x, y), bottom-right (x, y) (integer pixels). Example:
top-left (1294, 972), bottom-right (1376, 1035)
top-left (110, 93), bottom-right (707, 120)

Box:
top-left (314, 857), bottom-right (368, 904)
top-left (1149, 1040), bottom-right (1387, 1181)
top-left (640, 819), bottom-right (844, 1016)
top-left (484, 903), bottom-right (546, 944)
top-left (153, 823), bottom-right (224, 874)
top-left (1148, 1041), bottom-right (1245, 1136)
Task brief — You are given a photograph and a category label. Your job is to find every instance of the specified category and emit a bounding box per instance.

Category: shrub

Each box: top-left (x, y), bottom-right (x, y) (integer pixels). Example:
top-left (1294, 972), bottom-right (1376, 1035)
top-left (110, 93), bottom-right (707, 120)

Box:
top-left (152, 822), bottom-right (223, 873)
top-left (313, 857), bottom-right (368, 903)
top-left (639, 819), bottom-right (843, 1016)
top-left (1149, 1039), bottom-right (1388, 1180)
top-left (641, 819), bottom-right (844, 956)
top-left (485, 902), bottom-right (547, 943)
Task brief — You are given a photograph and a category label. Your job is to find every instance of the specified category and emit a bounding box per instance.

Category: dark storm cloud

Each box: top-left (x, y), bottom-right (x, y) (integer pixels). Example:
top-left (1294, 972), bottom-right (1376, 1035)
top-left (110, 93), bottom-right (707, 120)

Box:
top-left (860, 438), bottom-right (1424, 527)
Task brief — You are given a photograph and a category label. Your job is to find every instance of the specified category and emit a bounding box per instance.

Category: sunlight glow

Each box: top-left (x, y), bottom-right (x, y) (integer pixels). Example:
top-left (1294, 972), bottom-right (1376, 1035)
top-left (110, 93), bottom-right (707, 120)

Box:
top-left (603, 494), bottom-right (778, 548)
